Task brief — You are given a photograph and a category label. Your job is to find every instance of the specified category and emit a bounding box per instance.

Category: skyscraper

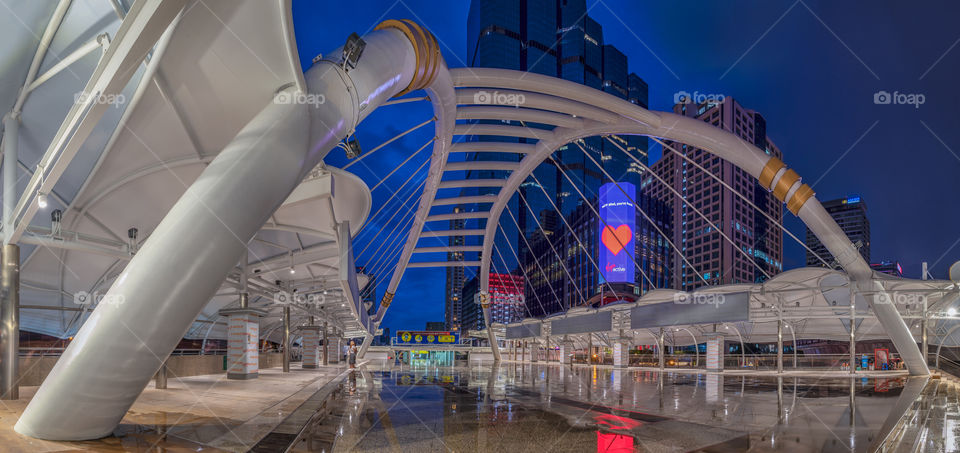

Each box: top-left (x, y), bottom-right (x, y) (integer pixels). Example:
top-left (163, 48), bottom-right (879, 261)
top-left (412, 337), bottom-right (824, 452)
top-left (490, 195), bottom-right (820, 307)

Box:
top-left (870, 261), bottom-right (903, 277)
top-left (650, 97), bottom-right (784, 291)
top-left (444, 207), bottom-right (466, 332)
top-left (806, 196), bottom-right (870, 267)
top-left (460, 272), bottom-right (525, 331)
top-left (521, 186), bottom-right (671, 316)
top-left (466, 0), bottom-right (653, 316)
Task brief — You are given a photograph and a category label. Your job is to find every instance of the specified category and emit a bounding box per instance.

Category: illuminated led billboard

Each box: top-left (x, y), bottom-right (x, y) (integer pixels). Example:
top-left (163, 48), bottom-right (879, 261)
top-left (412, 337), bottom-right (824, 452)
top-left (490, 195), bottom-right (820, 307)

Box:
top-left (599, 182), bottom-right (635, 283)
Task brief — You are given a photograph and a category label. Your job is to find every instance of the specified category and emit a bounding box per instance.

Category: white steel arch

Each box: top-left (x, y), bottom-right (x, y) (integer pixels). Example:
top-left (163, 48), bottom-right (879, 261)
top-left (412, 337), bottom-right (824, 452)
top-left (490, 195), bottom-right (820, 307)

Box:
top-left (382, 67), bottom-right (929, 376)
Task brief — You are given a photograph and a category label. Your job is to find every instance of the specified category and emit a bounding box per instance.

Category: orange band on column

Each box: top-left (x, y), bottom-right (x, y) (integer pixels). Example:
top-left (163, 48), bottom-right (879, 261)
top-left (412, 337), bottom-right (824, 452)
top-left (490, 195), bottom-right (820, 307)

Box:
top-left (772, 169), bottom-right (800, 201)
top-left (374, 19), bottom-right (441, 96)
top-left (758, 157), bottom-right (785, 190)
top-left (787, 184), bottom-right (815, 215)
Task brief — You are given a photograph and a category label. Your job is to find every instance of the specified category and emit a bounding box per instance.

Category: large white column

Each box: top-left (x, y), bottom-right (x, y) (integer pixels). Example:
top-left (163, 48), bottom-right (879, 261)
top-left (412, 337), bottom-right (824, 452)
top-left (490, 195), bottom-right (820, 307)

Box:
top-left (613, 339), bottom-right (630, 369)
top-left (559, 339), bottom-right (574, 365)
top-left (705, 333), bottom-right (724, 372)
top-left (301, 326), bottom-right (321, 369)
top-left (16, 25), bottom-right (422, 440)
top-left (221, 308), bottom-right (266, 379)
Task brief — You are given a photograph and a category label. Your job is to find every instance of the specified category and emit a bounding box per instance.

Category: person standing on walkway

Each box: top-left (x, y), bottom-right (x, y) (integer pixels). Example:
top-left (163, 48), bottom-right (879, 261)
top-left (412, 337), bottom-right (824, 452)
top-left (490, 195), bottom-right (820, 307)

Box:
top-left (348, 340), bottom-right (358, 369)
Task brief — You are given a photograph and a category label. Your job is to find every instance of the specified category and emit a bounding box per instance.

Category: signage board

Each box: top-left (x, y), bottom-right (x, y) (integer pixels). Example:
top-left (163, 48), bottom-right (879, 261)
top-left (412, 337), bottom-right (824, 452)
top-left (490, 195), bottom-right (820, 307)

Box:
top-left (599, 182), bottom-right (636, 284)
top-left (396, 330), bottom-right (459, 345)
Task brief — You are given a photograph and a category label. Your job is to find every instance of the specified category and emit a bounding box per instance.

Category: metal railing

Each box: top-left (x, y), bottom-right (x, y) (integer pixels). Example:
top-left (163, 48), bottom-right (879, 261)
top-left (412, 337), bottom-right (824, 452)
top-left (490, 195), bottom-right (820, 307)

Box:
top-left (19, 347), bottom-right (228, 358)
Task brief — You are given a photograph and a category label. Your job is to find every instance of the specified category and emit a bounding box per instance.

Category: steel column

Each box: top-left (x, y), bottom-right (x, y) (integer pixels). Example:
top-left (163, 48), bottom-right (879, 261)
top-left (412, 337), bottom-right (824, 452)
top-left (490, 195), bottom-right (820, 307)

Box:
top-left (322, 321), bottom-right (328, 366)
top-left (282, 306), bottom-right (290, 373)
top-left (777, 319), bottom-right (784, 374)
top-left (658, 328), bottom-right (665, 370)
top-left (850, 288), bottom-right (857, 374)
top-left (922, 297), bottom-right (928, 367)
top-left (155, 361), bottom-right (167, 389)
top-left (0, 244), bottom-right (19, 400)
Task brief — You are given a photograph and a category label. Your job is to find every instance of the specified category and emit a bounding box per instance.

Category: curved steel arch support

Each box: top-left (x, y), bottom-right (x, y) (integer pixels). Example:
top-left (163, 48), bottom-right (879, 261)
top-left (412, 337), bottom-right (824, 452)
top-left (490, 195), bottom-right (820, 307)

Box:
top-left (440, 69), bottom-right (926, 375)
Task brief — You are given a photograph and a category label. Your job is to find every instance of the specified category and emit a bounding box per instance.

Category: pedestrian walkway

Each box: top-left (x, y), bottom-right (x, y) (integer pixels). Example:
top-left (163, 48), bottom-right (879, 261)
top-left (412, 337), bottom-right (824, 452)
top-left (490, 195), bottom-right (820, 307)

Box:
top-left (0, 364), bottom-right (351, 452)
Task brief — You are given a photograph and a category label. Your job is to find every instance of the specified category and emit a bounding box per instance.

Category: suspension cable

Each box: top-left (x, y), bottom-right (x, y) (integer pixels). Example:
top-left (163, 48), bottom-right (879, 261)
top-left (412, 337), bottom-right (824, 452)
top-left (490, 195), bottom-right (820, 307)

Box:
top-left (527, 170), bottom-right (654, 292)
top-left (492, 225), bottom-right (548, 319)
top-left (648, 136), bottom-right (832, 268)
top-left (496, 218), bottom-right (563, 315)
top-left (354, 155), bottom-right (431, 237)
top-left (381, 96), bottom-right (429, 106)
top-left (343, 117), bottom-right (434, 170)
top-left (361, 190), bottom-right (423, 268)
top-left (356, 177), bottom-right (426, 260)
top-left (600, 137), bottom-right (771, 281)
top-left (488, 245), bottom-right (528, 323)
top-left (554, 147), bottom-right (664, 288)
top-left (366, 209), bottom-right (419, 275)
top-left (370, 138), bottom-right (434, 191)
top-left (503, 203), bottom-right (586, 309)
top-left (572, 140), bottom-right (708, 286)
top-left (516, 187), bottom-right (622, 302)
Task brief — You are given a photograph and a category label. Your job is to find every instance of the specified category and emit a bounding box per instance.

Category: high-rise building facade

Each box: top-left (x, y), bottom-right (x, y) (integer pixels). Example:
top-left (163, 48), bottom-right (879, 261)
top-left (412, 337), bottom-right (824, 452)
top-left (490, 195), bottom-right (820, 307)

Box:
top-left (465, 0), bottom-right (653, 317)
top-left (425, 321), bottom-right (447, 331)
top-left (806, 196), bottom-right (870, 267)
top-left (870, 261), bottom-right (903, 277)
top-left (521, 187), bottom-right (671, 317)
top-left (460, 273), bottom-right (525, 331)
top-left (650, 97), bottom-right (784, 291)
top-left (444, 207), bottom-right (466, 332)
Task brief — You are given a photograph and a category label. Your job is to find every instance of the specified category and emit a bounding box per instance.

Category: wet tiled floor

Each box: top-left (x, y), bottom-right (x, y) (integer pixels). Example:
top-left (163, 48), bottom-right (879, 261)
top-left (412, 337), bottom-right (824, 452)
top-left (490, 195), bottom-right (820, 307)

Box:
top-left (0, 362), bottom-right (925, 452)
top-left (290, 363), bottom-right (919, 452)
top-left (0, 364), bottom-right (350, 452)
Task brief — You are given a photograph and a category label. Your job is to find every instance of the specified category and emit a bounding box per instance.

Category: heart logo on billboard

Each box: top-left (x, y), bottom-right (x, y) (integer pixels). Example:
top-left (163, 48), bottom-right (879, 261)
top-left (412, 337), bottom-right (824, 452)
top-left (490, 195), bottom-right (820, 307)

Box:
top-left (601, 224), bottom-right (632, 256)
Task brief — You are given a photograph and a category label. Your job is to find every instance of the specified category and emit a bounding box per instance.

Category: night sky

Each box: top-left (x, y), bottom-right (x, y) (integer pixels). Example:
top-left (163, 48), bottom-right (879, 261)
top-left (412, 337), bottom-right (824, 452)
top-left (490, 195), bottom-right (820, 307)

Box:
top-left (293, 1), bottom-right (960, 334)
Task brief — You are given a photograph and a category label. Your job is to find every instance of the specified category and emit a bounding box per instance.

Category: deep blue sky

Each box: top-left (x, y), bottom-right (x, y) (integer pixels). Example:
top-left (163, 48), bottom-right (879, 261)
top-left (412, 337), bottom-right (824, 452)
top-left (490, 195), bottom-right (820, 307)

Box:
top-left (293, 1), bottom-right (960, 334)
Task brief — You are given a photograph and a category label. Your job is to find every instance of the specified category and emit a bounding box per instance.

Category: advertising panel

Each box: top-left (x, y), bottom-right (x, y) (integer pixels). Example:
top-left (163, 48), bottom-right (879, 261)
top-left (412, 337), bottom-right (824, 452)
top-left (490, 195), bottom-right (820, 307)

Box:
top-left (599, 182), bottom-right (636, 283)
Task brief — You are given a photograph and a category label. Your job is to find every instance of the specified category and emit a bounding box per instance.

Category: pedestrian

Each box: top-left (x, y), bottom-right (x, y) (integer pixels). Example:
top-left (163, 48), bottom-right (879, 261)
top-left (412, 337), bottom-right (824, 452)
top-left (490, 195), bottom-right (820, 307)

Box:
top-left (349, 340), bottom-right (358, 369)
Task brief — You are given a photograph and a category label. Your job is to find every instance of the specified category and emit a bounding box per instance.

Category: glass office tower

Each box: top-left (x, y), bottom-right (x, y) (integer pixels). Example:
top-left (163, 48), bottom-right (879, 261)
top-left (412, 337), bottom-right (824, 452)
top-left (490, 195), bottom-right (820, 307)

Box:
top-left (461, 0), bottom-right (659, 317)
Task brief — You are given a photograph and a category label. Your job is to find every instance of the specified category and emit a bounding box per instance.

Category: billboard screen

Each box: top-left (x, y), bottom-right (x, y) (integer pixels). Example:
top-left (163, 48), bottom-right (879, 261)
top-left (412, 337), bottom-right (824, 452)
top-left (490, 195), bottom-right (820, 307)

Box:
top-left (599, 182), bottom-right (636, 283)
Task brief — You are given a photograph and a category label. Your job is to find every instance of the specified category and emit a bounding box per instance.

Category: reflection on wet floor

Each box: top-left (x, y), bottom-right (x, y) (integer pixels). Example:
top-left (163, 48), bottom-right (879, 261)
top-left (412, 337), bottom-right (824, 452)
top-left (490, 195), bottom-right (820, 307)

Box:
top-left (287, 363), bottom-right (913, 452)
